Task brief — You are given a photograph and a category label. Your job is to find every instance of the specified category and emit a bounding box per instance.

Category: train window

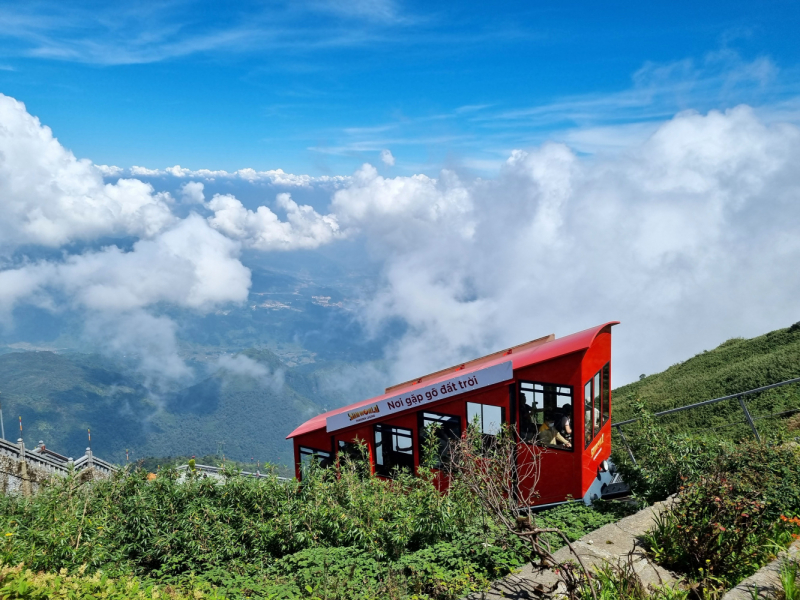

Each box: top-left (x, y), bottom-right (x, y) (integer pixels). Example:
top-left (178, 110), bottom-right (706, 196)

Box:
top-left (337, 439), bottom-right (365, 463)
top-left (593, 372), bottom-right (601, 435)
top-left (419, 412), bottom-right (461, 469)
top-left (374, 424), bottom-right (414, 477)
top-left (601, 363), bottom-right (610, 427)
top-left (585, 368), bottom-right (608, 448)
top-left (584, 380), bottom-right (594, 449)
top-left (519, 382), bottom-right (573, 450)
top-left (466, 402), bottom-right (503, 435)
top-left (299, 446), bottom-right (332, 472)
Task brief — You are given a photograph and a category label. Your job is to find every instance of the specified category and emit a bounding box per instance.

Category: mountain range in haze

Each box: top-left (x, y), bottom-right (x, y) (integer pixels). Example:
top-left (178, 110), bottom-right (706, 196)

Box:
top-left (0, 346), bottom-right (388, 467)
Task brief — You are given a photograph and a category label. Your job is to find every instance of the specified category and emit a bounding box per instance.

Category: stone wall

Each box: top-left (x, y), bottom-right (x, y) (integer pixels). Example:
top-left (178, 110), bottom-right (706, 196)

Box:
top-left (0, 437), bottom-right (116, 496)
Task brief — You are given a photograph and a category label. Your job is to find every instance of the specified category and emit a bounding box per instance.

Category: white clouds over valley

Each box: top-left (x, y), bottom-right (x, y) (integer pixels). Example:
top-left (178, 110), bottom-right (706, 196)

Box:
top-left (0, 93), bottom-right (798, 390)
top-left (207, 192), bottom-right (342, 251)
top-left (0, 95), bottom-right (175, 248)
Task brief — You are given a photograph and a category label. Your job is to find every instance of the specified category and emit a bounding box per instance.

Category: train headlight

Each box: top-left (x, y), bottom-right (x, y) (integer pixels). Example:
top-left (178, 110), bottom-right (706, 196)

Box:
top-left (599, 460), bottom-right (610, 473)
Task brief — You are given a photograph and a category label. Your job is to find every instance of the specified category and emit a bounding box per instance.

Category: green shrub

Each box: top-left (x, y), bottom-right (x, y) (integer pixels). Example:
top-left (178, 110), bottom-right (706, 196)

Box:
top-left (0, 453), bottom-right (634, 600)
top-left (611, 403), bottom-right (730, 503)
top-left (0, 563), bottom-right (231, 600)
top-left (716, 443), bottom-right (800, 521)
top-left (646, 473), bottom-right (773, 586)
top-left (644, 443), bottom-right (800, 589)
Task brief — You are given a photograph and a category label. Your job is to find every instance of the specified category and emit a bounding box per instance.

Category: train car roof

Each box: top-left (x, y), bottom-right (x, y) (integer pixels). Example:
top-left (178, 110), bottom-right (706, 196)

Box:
top-left (287, 321), bottom-right (618, 439)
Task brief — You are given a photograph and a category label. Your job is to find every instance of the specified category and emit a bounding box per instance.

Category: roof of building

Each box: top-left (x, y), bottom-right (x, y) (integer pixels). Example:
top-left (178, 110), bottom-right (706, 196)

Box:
top-left (287, 321), bottom-right (618, 439)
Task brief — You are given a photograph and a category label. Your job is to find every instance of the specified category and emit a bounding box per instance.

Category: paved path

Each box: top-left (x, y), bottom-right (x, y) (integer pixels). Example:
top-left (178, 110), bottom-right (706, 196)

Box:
top-left (467, 500), bottom-right (677, 599)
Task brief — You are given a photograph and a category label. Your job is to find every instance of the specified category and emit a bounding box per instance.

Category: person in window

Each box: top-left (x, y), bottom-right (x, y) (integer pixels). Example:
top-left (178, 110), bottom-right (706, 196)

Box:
top-left (555, 404), bottom-right (572, 442)
top-left (538, 417), bottom-right (572, 448)
top-left (519, 400), bottom-right (535, 441)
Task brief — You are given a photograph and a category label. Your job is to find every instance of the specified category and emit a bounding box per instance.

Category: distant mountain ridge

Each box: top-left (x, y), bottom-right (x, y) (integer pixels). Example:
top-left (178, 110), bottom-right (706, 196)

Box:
top-left (6, 323), bottom-right (797, 467)
top-left (0, 348), bottom-right (382, 466)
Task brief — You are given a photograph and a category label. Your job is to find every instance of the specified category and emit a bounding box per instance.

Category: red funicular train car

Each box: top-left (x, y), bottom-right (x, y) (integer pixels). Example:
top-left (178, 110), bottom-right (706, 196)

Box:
top-left (287, 321), bottom-right (620, 507)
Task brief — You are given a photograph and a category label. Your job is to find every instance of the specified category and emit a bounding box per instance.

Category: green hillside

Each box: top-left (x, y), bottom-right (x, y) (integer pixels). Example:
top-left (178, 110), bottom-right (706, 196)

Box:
top-left (613, 322), bottom-right (800, 437)
top-left (0, 351), bottom-right (154, 459)
top-left (0, 349), bottom-right (363, 467)
top-left (4, 322), bottom-right (798, 468)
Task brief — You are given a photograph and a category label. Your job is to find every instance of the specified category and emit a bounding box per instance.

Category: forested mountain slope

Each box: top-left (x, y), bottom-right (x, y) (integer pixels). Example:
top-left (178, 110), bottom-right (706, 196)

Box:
top-left (612, 322), bottom-right (800, 435)
top-left (0, 349), bottom-right (373, 466)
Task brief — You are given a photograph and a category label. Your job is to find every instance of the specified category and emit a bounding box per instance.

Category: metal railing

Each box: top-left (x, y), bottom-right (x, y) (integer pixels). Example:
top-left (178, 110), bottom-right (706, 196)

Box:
top-left (612, 377), bottom-right (800, 465)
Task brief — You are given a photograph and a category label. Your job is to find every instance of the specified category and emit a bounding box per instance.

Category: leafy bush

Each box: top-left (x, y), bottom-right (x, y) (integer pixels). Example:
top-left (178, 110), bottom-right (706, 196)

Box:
top-left (646, 473), bottom-right (773, 585)
top-left (643, 442), bottom-right (800, 591)
top-left (611, 402), bottom-right (730, 503)
top-left (0, 563), bottom-right (229, 600)
top-left (0, 452), bottom-right (631, 600)
top-left (716, 443), bottom-right (800, 522)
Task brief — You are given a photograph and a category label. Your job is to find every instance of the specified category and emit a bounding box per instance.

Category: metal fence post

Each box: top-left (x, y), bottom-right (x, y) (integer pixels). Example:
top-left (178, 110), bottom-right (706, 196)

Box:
top-left (614, 424), bottom-right (637, 465)
top-left (738, 395), bottom-right (761, 442)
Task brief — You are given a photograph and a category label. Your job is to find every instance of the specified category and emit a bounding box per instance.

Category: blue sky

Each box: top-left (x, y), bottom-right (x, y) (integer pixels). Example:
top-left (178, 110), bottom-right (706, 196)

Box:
top-left (1, 0), bottom-right (799, 391)
top-left (1, 0), bottom-right (798, 175)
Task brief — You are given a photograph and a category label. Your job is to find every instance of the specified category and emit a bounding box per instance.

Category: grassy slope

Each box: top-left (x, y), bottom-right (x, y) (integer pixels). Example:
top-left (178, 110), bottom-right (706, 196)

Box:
top-left (612, 324), bottom-right (800, 435)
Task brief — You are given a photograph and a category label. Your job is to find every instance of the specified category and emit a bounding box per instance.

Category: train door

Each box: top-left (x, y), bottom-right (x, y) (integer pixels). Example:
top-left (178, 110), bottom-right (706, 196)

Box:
top-left (517, 380), bottom-right (577, 503)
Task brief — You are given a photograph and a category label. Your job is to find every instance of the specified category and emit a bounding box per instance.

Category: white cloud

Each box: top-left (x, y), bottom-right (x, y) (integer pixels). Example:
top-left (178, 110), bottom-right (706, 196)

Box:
top-left (208, 192), bottom-right (343, 251)
top-left (0, 215), bottom-right (252, 390)
top-left (180, 181), bottom-right (206, 205)
top-left (2, 89), bottom-right (800, 395)
top-left (0, 94), bottom-right (175, 248)
top-left (380, 149), bottom-right (395, 166)
top-left (215, 354), bottom-right (285, 391)
top-left (166, 165), bottom-right (192, 177)
top-left (130, 165), bottom-right (164, 177)
top-left (83, 310), bottom-right (195, 390)
top-left (335, 106), bottom-right (800, 385)
top-left (0, 94), bottom-right (257, 391)
top-left (105, 165), bottom-right (351, 188)
top-left (332, 164), bottom-right (471, 242)
top-left (0, 215), bottom-right (251, 315)
top-left (95, 164), bottom-right (124, 177)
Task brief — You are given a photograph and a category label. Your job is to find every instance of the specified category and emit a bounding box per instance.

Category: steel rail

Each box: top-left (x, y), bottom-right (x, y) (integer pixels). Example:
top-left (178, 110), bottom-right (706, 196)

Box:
top-left (613, 376), bottom-right (800, 428)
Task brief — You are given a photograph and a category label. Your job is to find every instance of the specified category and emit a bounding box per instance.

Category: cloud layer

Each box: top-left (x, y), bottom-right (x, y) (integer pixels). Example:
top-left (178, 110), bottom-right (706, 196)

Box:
top-left (330, 106), bottom-right (800, 384)
top-left (207, 192), bottom-right (342, 251)
top-left (1, 92), bottom-right (799, 394)
top-left (0, 94), bottom-right (175, 248)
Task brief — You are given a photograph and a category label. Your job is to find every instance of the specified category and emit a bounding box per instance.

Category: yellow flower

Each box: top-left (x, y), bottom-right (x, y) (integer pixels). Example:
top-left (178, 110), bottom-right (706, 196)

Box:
top-left (5, 533), bottom-right (13, 536)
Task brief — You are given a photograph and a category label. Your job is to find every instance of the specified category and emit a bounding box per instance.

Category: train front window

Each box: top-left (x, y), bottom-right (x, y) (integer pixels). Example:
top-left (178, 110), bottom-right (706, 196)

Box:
top-left (374, 424), bottom-right (414, 477)
top-left (519, 382), bottom-right (573, 450)
top-left (419, 412), bottom-right (461, 469)
top-left (299, 446), bottom-right (332, 472)
top-left (601, 363), bottom-right (610, 427)
top-left (584, 381), bottom-right (593, 448)
top-left (584, 365), bottom-right (610, 448)
top-left (593, 373), bottom-right (601, 437)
